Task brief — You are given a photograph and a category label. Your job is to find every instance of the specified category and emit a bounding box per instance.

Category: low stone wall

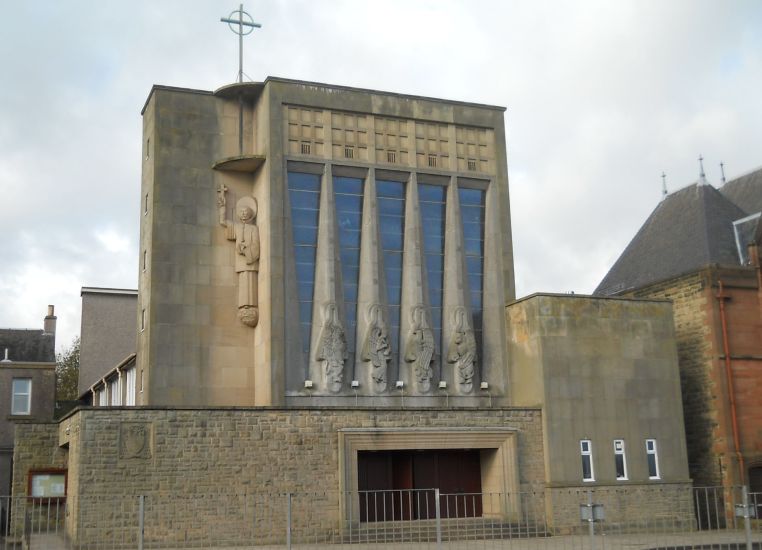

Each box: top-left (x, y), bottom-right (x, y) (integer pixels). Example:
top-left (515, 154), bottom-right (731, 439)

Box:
top-left (547, 483), bottom-right (696, 532)
top-left (43, 407), bottom-right (544, 545)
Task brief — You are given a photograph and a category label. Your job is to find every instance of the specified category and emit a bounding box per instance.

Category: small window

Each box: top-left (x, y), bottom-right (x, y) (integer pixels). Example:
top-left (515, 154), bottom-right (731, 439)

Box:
top-left (145, 138), bottom-right (150, 160)
top-left (141, 308), bottom-right (146, 331)
top-left (387, 151), bottom-right (397, 164)
top-left (344, 146), bottom-right (354, 159)
top-left (580, 439), bottom-right (594, 482)
top-left (428, 155), bottom-right (438, 168)
top-left (467, 159), bottom-right (477, 171)
top-left (646, 439), bottom-right (660, 479)
top-left (142, 250), bottom-right (147, 272)
top-left (98, 387), bottom-right (108, 407)
top-left (11, 378), bottom-right (32, 415)
top-left (614, 439), bottom-right (628, 480)
top-left (144, 193), bottom-right (149, 215)
top-left (140, 369), bottom-right (144, 393)
top-left (300, 142), bottom-right (311, 155)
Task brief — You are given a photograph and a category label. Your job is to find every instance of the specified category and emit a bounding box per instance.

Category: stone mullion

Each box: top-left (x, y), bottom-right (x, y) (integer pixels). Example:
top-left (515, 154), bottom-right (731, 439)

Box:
top-left (482, 179), bottom-right (505, 393)
top-left (399, 173), bottom-right (429, 393)
top-left (355, 169), bottom-right (386, 393)
top-left (309, 163), bottom-right (345, 393)
top-left (442, 178), bottom-right (475, 394)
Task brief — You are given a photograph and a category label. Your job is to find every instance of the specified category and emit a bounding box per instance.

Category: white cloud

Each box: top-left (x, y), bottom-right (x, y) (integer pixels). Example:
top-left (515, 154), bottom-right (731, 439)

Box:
top-left (1, 0), bottom-right (761, 350)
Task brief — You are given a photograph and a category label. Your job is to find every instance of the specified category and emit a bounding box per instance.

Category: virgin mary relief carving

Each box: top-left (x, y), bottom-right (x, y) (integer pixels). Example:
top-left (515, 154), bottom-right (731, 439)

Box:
top-left (317, 303), bottom-right (347, 393)
top-left (404, 305), bottom-right (435, 392)
top-left (218, 186), bottom-right (260, 327)
top-left (447, 307), bottom-right (477, 393)
top-left (361, 304), bottom-right (391, 393)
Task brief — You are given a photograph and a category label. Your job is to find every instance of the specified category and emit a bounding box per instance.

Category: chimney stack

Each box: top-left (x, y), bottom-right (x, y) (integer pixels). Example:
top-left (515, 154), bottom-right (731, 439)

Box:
top-left (44, 305), bottom-right (57, 335)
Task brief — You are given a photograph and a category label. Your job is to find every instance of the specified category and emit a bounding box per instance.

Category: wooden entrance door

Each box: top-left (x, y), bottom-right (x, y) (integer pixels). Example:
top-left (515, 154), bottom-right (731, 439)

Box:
top-left (357, 449), bottom-right (483, 522)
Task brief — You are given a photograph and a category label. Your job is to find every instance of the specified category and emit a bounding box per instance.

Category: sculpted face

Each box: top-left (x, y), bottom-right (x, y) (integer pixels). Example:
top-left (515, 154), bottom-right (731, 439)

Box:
top-left (238, 206), bottom-right (254, 223)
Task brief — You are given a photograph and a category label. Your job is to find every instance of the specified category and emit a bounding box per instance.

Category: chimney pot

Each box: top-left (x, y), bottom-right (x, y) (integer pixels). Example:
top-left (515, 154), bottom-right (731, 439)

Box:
top-left (44, 304), bottom-right (57, 335)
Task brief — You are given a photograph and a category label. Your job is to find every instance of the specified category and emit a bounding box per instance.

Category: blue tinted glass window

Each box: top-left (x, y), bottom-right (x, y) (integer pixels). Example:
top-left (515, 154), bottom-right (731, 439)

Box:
top-left (334, 176), bottom-right (365, 370)
top-left (418, 183), bottom-right (447, 350)
top-left (459, 186), bottom-right (486, 361)
top-left (289, 171), bottom-right (322, 359)
top-left (377, 180), bottom-right (406, 366)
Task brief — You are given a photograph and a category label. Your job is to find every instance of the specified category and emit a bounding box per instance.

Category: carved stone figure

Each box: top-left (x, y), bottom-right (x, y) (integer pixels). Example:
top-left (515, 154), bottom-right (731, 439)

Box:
top-left (219, 187), bottom-right (260, 327)
top-left (404, 305), bottom-right (435, 392)
top-left (361, 304), bottom-right (391, 392)
top-left (447, 307), bottom-right (477, 393)
top-left (317, 304), bottom-right (347, 393)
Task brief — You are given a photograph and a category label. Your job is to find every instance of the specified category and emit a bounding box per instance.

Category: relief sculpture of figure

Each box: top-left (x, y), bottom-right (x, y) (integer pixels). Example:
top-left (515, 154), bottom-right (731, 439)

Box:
top-left (361, 304), bottom-right (391, 392)
top-left (404, 305), bottom-right (435, 392)
top-left (447, 307), bottom-right (477, 393)
top-left (219, 186), bottom-right (260, 327)
top-left (317, 304), bottom-right (347, 393)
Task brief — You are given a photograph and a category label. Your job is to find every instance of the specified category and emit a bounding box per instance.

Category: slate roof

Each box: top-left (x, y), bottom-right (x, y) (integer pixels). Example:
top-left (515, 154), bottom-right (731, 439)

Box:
top-left (720, 165), bottom-right (762, 215)
top-left (595, 166), bottom-right (762, 296)
top-left (0, 328), bottom-right (56, 363)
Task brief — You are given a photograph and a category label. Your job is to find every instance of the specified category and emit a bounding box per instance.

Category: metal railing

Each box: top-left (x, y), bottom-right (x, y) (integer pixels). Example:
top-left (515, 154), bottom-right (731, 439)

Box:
top-left (0, 486), bottom-right (760, 549)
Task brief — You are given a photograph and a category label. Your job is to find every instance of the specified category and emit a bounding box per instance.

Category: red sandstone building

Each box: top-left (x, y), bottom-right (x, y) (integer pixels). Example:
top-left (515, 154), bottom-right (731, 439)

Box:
top-left (597, 167), bottom-right (762, 490)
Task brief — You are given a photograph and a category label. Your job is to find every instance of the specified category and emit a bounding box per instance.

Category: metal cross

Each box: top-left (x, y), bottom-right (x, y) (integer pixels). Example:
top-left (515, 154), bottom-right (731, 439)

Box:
top-left (221, 4), bottom-right (262, 83)
top-left (661, 171), bottom-right (668, 198)
top-left (698, 155), bottom-right (706, 179)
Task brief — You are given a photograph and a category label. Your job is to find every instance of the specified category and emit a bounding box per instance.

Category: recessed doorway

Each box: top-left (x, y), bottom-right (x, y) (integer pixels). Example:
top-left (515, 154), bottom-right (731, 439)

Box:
top-left (358, 449), bottom-right (483, 521)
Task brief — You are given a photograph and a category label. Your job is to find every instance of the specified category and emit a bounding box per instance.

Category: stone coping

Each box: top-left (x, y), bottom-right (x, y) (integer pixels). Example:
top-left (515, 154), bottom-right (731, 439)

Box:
top-left (507, 292), bottom-right (673, 306)
top-left (57, 404), bottom-right (542, 422)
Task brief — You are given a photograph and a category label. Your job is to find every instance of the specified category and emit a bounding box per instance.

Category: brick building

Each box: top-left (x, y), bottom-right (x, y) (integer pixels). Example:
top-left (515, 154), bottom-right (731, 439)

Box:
top-left (596, 167), bottom-right (762, 490)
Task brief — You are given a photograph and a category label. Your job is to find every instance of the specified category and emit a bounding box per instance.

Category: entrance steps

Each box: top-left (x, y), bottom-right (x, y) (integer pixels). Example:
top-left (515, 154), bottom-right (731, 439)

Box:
top-left (340, 518), bottom-right (551, 543)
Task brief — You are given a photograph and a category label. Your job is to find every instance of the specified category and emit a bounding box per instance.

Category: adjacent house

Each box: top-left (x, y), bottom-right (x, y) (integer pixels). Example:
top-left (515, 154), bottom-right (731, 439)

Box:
top-left (0, 307), bottom-right (57, 503)
top-left (596, 167), bottom-right (762, 491)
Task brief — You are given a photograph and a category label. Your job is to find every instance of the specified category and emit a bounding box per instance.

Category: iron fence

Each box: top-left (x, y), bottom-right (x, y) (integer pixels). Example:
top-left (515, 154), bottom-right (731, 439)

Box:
top-left (0, 486), bottom-right (760, 549)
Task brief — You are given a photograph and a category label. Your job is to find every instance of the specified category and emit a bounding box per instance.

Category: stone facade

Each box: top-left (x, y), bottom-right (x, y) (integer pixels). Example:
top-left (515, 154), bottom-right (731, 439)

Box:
top-left (78, 288), bottom-right (137, 398)
top-left (49, 407), bottom-right (541, 544)
top-left (138, 78), bottom-right (515, 408)
top-left (628, 266), bottom-right (762, 488)
top-left (506, 294), bottom-right (691, 488)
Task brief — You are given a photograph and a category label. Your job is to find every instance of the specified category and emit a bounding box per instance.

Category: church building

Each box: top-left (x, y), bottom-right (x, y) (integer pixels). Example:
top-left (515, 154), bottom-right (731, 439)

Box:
top-left (9, 77), bottom-right (692, 545)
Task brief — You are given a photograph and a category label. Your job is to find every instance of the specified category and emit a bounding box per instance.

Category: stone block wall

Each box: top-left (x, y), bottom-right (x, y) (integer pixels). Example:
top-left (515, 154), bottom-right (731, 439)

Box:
top-left (629, 267), bottom-right (762, 488)
top-left (21, 407), bottom-right (544, 545)
top-left (9, 423), bottom-right (68, 535)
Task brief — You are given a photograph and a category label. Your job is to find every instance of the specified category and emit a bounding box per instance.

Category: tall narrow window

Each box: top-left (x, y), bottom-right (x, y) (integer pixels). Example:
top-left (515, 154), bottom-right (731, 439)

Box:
top-left (646, 439), bottom-right (660, 479)
top-left (11, 378), bottom-right (32, 415)
top-left (125, 368), bottom-right (136, 406)
top-left (110, 378), bottom-right (121, 406)
top-left (614, 439), bottom-right (628, 480)
top-left (142, 250), bottom-right (147, 272)
top-left (334, 176), bottom-right (364, 369)
top-left (459, 187), bottom-right (486, 360)
top-left (141, 308), bottom-right (146, 331)
top-left (99, 387), bottom-right (108, 407)
top-left (377, 180), bottom-right (406, 365)
top-left (144, 193), bottom-right (148, 215)
top-left (418, 184), bottom-right (447, 348)
top-left (288, 172), bottom-right (322, 363)
top-left (580, 440), bottom-right (594, 482)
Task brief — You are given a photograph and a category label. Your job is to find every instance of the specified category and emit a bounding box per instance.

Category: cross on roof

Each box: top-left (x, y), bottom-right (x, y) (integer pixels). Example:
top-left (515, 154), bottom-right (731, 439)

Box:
top-left (221, 4), bottom-right (262, 83)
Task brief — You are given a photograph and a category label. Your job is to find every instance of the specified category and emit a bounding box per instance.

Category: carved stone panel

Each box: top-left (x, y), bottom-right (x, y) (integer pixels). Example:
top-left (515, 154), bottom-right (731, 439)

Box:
top-left (447, 307), bottom-right (477, 393)
top-left (361, 304), bottom-right (390, 393)
top-left (119, 422), bottom-right (152, 459)
top-left (404, 305), bottom-right (435, 393)
top-left (317, 303), bottom-right (347, 393)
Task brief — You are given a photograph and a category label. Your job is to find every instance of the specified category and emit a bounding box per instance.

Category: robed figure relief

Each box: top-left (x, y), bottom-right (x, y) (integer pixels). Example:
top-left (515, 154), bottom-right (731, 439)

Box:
top-left (218, 186), bottom-right (260, 327)
top-left (404, 305), bottom-right (435, 392)
top-left (448, 307), bottom-right (477, 393)
top-left (361, 304), bottom-right (391, 393)
top-left (317, 304), bottom-right (347, 393)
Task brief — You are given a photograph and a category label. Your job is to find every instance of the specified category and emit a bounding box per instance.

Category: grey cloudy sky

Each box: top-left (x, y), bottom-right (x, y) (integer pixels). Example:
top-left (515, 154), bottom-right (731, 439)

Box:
top-left (1, 0), bottom-right (761, 352)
